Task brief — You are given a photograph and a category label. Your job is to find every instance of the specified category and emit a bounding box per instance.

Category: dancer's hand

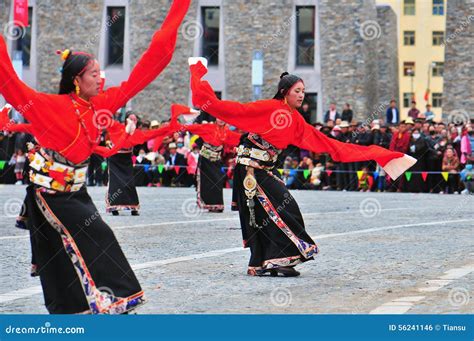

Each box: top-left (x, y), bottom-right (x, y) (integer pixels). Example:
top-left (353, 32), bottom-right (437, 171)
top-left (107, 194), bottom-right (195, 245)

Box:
top-left (125, 117), bottom-right (137, 135)
top-left (0, 104), bottom-right (12, 131)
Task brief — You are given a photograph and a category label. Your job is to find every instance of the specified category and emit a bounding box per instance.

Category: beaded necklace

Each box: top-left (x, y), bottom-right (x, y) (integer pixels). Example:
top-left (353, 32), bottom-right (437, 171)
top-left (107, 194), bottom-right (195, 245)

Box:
top-left (69, 95), bottom-right (101, 146)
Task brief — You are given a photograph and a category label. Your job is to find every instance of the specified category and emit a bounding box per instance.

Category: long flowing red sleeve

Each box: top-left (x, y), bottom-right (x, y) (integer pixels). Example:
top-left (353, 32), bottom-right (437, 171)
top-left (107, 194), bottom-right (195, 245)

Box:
top-left (0, 0), bottom-right (190, 164)
top-left (107, 122), bottom-right (176, 149)
top-left (92, 0), bottom-right (190, 113)
top-left (171, 103), bottom-right (242, 148)
top-left (183, 123), bottom-right (241, 148)
top-left (0, 105), bottom-right (32, 133)
top-left (190, 61), bottom-right (416, 180)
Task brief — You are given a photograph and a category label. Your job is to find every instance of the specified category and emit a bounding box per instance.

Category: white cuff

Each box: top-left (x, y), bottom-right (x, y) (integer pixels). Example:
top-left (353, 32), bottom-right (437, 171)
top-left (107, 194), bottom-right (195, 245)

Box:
top-left (382, 154), bottom-right (417, 180)
top-left (188, 57), bottom-right (208, 68)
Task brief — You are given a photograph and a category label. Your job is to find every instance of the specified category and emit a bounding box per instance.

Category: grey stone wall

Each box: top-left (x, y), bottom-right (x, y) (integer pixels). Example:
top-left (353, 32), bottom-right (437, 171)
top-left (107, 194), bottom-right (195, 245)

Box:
top-left (0, 0), bottom-right (12, 30)
top-left (376, 4), bottom-right (399, 112)
top-left (318, 0), bottom-right (379, 121)
top-left (1, 0), bottom-right (405, 124)
top-left (223, 0), bottom-right (293, 103)
top-left (129, 0), bottom-right (197, 118)
top-left (442, 0), bottom-right (474, 121)
top-left (35, 0), bottom-right (103, 94)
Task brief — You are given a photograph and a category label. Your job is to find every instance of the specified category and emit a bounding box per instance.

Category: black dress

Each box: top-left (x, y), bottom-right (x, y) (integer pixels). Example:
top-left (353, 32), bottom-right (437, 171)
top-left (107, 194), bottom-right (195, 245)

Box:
top-left (196, 143), bottom-right (225, 211)
top-left (27, 148), bottom-right (144, 314)
top-left (106, 149), bottom-right (140, 213)
top-left (232, 134), bottom-right (318, 274)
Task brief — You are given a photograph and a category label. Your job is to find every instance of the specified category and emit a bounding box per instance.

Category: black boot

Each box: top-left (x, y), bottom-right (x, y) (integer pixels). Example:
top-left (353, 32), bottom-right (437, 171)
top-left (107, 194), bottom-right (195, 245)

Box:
top-left (274, 267), bottom-right (300, 277)
top-left (111, 210), bottom-right (119, 216)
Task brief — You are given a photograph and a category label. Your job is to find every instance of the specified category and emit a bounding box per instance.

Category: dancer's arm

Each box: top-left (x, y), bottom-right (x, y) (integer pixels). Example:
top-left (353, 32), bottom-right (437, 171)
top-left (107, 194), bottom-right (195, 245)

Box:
top-left (190, 62), bottom-right (277, 134)
top-left (0, 37), bottom-right (37, 108)
top-left (0, 105), bottom-right (33, 134)
top-left (224, 130), bottom-right (242, 147)
top-left (293, 115), bottom-right (416, 180)
top-left (106, 121), bottom-right (175, 150)
top-left (3, 122), bottom-right (33, 134)
top-left (182, 123), bottom-right (216, 142)
top-left (93, 0), bottom-right (190, 113)
top-left (0, 37), bottom-right (45, 126)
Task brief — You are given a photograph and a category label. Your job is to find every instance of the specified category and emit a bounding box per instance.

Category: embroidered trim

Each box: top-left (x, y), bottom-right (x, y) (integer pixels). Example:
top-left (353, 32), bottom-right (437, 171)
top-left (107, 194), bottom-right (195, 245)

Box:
top-left (262, 255), bottom-right (302, 269)
top-left (35, 189), bottom-right (145, 314)
top-left (255, 185), bottom-right (318, 259)
top-left (106, 205), bottom-right (140, 212)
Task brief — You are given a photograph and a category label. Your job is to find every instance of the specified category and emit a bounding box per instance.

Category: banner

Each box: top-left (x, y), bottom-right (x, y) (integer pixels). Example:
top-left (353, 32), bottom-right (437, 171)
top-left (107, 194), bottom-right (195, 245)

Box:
top-left (441, 172), bottom-right (449, 182)
top-left (13, 0), bottom-right (29, 27)
top-left (421, 172), bottom-right (428, 182)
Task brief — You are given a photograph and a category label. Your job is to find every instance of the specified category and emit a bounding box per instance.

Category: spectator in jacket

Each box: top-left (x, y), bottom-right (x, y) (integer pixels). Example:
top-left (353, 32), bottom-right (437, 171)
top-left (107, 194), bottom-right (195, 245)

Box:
top-left (386, 100), bottom-right (400, 125)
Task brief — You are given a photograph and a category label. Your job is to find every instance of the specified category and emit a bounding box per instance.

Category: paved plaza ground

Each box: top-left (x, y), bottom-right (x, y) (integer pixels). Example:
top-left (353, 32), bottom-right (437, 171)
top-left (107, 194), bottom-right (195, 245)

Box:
top-left (0, 186), bottom-right (472, 314)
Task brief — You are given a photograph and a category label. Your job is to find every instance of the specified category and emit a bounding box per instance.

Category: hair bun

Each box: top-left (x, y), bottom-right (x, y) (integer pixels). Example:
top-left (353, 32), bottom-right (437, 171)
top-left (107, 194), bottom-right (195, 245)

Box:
top-left (280, 72), bottom-right (289, 79)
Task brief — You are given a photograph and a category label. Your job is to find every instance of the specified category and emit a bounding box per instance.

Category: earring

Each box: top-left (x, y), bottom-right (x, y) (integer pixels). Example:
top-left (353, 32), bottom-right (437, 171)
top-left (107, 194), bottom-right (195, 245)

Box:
top-left (284, 97), bottom-right (288, 105)
top-left (75, 83), bottom-right (80, 95)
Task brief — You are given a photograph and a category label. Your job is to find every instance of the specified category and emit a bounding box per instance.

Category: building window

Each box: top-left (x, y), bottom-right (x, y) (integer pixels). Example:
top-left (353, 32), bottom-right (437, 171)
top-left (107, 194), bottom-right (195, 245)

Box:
top-left (106, 7), bottom-right (126, 66)
top-left (432, 0), bottom-right (444, 15)
top-left (403, 93), bottom-right (414, 108)
top-left (304, 93), bottom-right (317, 123)
top-left (296, 6), bottom-right (315, 67)
top-left (14, 7), bottom-right (33, 67)
top-left (432, 31), bottom-right (444, 46)
top-left (403, 62), bottom-right (415, 76)
top-left (404, 0), bottom-right (416, 15)
top-left (201, 7), bottom-right (220, 66)
top-left (432, 62), bottom-right (444, 77)
top-left (403, 31), bottom-right (415, 45)
top-left (432, 93), bottom-right (442, 107)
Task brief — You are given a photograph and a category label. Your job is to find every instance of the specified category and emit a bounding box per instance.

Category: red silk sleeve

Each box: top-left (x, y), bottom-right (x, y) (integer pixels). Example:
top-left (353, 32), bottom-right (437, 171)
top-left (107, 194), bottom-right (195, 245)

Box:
top-left (0, 106), bottom-right (33, 134)
top-left (183, 124), bottom-right (217, 142)
top-left (92, 0), bottom-right (190, 113)
top-left (293, 115), bottom-right (416, 179)
top-left (107, 121), bottom-right (175, 149)
top-left (190, 62), bottom-right (276, 135)
top-left (224, 130), bottom-right (242, 147)
top-left (6, 123), bottom-right (33, 134)
top-left (0, 37), bottom-right (38, 112)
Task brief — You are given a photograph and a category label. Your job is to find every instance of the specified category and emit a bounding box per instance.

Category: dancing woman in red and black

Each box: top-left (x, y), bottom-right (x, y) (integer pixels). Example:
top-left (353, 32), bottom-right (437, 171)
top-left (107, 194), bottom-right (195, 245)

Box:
top-left (0, 0), bottom-right (190, 314)
top-left (189, 60), bottom-right (416, 277)
top-left (175, 105), bottom-right (241, 212)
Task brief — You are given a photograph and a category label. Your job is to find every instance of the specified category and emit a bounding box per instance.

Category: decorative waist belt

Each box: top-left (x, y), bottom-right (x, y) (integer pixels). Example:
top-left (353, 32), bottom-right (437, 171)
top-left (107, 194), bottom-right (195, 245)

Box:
top-left (236, 145), bottom-right (278, 163)
top-left (28, 151), bottom-right (88, 193)
top-left (200, 146), bottom-right (222, 161)
top-left (236, 145), bottom-right (278, 170)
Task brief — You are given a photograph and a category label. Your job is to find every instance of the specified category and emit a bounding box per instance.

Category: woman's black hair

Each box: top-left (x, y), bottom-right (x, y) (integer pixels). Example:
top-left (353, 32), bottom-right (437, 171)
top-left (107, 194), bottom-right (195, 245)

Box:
top-left (273, 72), bottom-right (304, 100)
top-left (58, 51), bottom-right (94, 95)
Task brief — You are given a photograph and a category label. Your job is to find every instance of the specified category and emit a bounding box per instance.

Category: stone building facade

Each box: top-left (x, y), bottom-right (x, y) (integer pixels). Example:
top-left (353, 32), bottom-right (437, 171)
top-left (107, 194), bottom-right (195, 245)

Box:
top-left (1, 0), bottom-right (400, 123)
top-left (442, 0), bottom-right (474, 122)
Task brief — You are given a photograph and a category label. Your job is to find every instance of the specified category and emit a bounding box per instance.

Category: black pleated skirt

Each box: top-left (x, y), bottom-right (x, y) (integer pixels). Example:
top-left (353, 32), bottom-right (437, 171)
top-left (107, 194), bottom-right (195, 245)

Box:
top-left (106, 153), bottom-right (139, 212)
top-left (232, 164), bottom-right (318, 272)
top-left (196, 157), bottom-right (225, 211)
top-left (27, 185), bottom-right (145, 314)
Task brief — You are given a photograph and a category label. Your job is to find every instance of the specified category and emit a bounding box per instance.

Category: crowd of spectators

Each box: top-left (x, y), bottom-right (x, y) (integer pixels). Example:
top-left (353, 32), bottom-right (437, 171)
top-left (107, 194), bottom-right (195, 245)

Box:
top-left (1, 100), bottom-right (473, 194)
